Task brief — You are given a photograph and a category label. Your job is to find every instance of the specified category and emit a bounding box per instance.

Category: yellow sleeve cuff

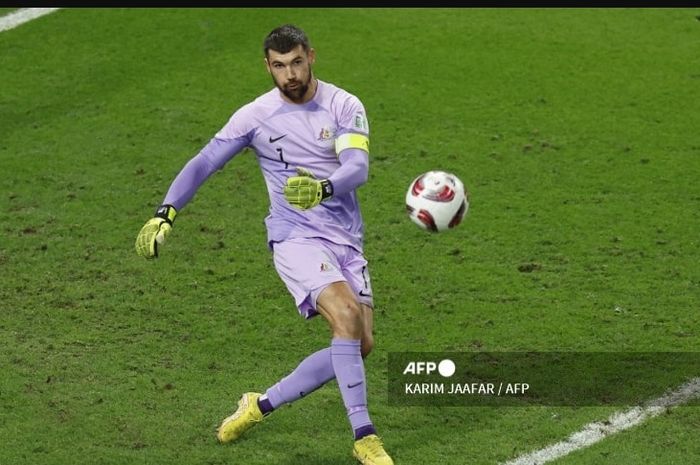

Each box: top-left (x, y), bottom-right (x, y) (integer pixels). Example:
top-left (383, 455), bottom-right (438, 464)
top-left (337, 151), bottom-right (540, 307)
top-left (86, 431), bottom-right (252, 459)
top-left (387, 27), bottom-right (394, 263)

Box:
top-left (335, 133), bottom-right (369, 155)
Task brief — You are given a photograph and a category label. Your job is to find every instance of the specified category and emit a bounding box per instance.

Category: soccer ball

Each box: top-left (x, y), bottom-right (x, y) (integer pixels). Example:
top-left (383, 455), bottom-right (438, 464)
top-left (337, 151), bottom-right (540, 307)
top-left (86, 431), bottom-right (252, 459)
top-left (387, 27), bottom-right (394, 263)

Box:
top-left (405, 170), bottom-right (469, 232)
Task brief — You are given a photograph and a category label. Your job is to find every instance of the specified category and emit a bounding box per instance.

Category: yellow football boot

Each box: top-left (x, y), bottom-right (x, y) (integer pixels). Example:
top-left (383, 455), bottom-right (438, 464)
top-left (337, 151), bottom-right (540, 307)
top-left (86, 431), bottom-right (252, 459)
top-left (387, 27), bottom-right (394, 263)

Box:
top-left (353, 434), bottom-right (394, 465)
top-left (216, 392), bottom-right (264, 443)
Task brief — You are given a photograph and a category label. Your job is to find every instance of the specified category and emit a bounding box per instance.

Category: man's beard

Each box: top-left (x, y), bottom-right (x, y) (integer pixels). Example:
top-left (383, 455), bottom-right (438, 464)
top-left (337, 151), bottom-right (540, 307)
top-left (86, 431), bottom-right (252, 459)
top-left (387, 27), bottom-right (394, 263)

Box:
top-left (280, 80), bottom-right (309, 103)
top-left (274, 66), bottom-right (312, 103)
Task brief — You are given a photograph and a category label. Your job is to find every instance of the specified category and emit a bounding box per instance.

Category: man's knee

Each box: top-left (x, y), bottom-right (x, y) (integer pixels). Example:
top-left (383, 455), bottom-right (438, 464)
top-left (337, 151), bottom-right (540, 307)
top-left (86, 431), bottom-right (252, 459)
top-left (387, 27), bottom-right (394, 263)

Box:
top-left (317, 282), bottom-right (368, 339)
top-left (333, 299), bottom-right (364, 335)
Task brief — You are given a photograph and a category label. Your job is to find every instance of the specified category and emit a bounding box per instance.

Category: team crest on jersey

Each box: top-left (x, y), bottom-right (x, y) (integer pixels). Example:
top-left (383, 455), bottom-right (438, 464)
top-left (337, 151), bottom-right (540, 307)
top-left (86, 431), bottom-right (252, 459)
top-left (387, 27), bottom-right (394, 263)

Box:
top-left (317, 126), bottom-right (335, 141)
top-left (320, 262), bottom-right (335, 272)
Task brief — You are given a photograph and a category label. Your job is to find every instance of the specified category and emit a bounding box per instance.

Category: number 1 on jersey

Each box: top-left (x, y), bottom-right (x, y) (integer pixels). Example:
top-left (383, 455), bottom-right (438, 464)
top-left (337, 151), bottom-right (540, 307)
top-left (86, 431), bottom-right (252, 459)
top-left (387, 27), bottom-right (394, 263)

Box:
top-left (276, 147), bottom-right (289, 169)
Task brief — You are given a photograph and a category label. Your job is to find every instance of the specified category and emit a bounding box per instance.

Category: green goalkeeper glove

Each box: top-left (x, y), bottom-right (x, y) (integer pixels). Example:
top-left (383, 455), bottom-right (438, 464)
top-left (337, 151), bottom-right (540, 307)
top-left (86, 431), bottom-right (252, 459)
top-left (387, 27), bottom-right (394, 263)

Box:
top-left (283, 167), bottom-right (334, 210)
top-left (135, 205), bottom-right (177, 259)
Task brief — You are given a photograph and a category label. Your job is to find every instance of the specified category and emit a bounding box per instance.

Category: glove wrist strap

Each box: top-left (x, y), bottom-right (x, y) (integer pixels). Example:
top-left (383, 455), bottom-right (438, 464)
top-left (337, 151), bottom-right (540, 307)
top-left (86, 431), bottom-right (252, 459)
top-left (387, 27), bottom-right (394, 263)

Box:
top-left (155, 204), bottom-right (177, 224)
top-left (320, 180), bottom-right (334, 200)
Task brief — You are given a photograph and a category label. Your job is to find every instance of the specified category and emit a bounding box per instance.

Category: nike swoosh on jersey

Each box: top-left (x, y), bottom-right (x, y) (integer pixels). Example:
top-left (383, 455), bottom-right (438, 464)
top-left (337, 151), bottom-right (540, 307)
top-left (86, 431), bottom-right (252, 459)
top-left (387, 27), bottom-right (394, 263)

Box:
top-left (269, 134), bottom-right (287, 143)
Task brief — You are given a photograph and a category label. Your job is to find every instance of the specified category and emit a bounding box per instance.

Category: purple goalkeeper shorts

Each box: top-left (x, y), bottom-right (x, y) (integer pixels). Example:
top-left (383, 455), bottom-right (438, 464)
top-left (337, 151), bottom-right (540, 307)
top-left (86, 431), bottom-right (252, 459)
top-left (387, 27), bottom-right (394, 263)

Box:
top-left (272, 237), bottom-right (374, 319)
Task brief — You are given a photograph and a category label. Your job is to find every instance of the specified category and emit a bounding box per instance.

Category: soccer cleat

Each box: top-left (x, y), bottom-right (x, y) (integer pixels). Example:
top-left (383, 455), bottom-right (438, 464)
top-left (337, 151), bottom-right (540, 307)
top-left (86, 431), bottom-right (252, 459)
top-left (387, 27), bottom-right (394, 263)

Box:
top-left (352, 434), bottom-right (394, 465)
top-left (216, 392), bottom-right (264, 443)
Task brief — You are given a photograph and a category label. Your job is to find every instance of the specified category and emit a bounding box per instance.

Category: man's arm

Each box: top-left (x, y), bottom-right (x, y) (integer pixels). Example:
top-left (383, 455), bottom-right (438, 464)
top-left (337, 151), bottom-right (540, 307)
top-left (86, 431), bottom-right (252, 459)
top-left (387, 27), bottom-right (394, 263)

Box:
top-left (163, 136), bottom-right (247, 210)
top-left (327, 148), bottom-right (369, 196)
top-left (135, 136), bottom-right (247, 258)
top-left (283, 134), bottom-right (370, 210)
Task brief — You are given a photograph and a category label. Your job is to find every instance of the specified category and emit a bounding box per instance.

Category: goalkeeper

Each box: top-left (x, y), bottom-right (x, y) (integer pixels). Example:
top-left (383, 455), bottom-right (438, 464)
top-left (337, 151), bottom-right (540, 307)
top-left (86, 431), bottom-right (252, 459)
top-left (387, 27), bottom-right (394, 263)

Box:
top-left (135, 24), bottom-right (392, 465)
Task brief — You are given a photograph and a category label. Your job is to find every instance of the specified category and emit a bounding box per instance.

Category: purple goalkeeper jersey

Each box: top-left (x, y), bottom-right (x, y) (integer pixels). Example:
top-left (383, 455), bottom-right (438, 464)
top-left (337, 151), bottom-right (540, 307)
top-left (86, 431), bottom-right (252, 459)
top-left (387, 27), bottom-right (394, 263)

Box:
top-left (162, 79), bottom-right (370, 252)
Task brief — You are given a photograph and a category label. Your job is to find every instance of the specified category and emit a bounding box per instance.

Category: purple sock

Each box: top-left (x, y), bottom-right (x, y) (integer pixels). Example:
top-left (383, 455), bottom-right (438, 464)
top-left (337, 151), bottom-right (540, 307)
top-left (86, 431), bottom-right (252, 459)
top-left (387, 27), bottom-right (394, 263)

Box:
top-left (331, 338), bottom-right (374, 438)
top-left (257, 396), bottom-right (274, 415)
top-left (354, 424), bottom-right (377, 440)
top-left (262, 347), bottom-right (336, 411)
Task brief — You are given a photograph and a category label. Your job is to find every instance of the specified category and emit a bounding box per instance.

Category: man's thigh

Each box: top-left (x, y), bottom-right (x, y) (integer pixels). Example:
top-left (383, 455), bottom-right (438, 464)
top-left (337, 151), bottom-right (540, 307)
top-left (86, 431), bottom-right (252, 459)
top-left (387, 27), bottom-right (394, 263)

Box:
top-left (272, 237), bottom-right (346, 319)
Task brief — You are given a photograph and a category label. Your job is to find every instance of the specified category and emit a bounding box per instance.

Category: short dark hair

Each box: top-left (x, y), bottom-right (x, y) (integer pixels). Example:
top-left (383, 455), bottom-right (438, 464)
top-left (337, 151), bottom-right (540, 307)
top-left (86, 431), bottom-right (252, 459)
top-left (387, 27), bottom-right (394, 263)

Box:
top-left (263, 24), bottom-right (310, 57)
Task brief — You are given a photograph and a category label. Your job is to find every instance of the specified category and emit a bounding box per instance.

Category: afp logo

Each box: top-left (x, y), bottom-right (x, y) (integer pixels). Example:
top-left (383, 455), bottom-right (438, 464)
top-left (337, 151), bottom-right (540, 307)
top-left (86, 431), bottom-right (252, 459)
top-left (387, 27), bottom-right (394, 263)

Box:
top-left (403, 359), bottom-right (456, 378)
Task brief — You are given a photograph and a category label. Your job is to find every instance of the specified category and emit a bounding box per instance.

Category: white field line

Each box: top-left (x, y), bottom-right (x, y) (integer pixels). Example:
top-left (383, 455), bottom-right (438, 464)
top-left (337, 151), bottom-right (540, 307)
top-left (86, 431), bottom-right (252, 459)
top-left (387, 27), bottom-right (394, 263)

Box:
top-left (501, 377), bottom-right (700, 465)
top-left (0, 8), bottom-right (60, 33)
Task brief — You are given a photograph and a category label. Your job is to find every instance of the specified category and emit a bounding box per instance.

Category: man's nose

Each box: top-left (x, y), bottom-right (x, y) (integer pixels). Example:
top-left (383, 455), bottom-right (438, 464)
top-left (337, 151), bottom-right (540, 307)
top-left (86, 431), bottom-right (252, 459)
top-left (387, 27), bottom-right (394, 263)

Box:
top-left (285, 66), bottom-right (296, 80)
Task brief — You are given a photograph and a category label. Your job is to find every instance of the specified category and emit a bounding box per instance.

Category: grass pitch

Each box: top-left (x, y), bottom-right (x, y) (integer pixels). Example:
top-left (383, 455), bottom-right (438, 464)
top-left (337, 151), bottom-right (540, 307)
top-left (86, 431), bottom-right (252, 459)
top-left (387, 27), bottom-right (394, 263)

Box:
top-left (1, 8), bottom-right (699, 465)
